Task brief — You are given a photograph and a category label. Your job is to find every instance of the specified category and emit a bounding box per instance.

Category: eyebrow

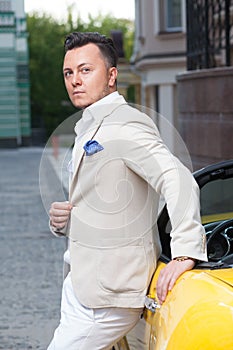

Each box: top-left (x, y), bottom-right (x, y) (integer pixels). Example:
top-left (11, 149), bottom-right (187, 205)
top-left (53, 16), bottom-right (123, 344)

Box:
top-left (63, 62), bottom-right (94, 72)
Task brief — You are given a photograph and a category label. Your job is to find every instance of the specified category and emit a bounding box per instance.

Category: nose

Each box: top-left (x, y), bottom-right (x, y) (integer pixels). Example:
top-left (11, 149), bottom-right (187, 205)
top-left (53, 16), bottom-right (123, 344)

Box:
top-left (72, 72), bottom-right (82, 86)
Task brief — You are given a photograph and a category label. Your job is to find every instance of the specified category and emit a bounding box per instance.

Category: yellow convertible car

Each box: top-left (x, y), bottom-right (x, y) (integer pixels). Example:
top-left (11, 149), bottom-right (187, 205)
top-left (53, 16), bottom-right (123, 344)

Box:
top-left (115, 159), bottom-right (233, 350)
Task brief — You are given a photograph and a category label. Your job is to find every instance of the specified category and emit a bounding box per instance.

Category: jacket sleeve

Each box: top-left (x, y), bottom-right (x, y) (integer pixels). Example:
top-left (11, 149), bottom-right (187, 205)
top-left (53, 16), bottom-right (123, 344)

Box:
top-left (49, 220), bottom-right (69, 237)
top-left (118, 116), bottom-right (208, 262)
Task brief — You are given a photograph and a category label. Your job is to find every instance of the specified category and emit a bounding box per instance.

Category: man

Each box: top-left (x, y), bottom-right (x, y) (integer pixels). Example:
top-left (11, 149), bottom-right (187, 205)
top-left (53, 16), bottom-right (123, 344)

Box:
top-left (48, 32), bottom-right (207, 349)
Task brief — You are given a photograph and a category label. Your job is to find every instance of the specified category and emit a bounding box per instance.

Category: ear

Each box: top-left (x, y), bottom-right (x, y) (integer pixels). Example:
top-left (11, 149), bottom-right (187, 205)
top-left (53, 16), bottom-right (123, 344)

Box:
top-left (108, 67), bottom-right (118, 87)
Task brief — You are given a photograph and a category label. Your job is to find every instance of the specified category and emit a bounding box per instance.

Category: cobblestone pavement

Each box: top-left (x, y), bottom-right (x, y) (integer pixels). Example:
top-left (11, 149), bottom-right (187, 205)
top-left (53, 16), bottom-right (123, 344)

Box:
top-left (0, 147), bottom-right (67, 349)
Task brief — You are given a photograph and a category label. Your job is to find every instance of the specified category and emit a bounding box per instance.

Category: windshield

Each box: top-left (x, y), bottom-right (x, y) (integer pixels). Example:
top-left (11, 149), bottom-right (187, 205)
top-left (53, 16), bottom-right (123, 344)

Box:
top-left (200, 177), bottom-right (233, 224)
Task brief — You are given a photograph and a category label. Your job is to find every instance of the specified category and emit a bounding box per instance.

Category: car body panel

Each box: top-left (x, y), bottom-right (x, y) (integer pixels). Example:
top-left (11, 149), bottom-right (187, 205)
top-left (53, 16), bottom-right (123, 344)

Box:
top-left (145, 261), bottom-right (233, 350)
top-left (206, 268), bottom-right (233, 287)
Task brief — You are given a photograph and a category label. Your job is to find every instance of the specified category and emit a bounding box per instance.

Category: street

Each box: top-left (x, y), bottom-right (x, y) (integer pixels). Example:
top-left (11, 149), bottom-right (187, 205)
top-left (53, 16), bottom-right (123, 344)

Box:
top-left (0, 147), bottom-right (67, 349)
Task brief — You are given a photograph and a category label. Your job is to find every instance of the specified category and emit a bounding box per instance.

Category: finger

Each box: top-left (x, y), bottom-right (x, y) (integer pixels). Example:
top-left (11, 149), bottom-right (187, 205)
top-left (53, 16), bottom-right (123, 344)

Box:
top-left (49, 202), bottom-right (72, 214)
top-left (156, 263), bottom-right (179, 303)
top-left (52, 215), bottom-right (68, 223)
top-left (168, 275), bottom-right (178, 291)
top-left (156, 272), bottom-right (170, 304)
top-left (51, 217), bottom-right (68, 229)
top-left (52, 201), bottom-right (73, 210)
top-left (49, 208), bottom-right (71, 217)
top-left (159, 279), bottom-right (170, 303)
top-left (51, 221), bottom-right (66, 229)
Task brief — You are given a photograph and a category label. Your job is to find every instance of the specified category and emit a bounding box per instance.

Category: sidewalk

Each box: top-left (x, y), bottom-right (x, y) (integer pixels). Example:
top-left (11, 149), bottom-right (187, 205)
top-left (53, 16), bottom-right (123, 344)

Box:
top-left (0, 147), bottom-right (67, 349)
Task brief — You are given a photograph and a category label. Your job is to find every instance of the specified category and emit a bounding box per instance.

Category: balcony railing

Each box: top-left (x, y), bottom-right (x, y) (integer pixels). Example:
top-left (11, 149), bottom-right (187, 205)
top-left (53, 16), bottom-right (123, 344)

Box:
top-left (186, 0), bottom-right (233, 70)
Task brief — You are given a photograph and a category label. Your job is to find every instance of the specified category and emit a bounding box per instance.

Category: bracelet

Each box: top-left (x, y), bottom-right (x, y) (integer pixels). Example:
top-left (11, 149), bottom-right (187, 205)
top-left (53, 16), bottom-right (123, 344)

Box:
top-left (173, 256), bottom-right (196, 262)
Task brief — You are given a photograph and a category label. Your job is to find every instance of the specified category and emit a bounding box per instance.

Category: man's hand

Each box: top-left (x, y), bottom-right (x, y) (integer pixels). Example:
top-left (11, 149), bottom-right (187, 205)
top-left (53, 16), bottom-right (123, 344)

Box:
top-left (156, 258), bottom-right (195, 305)
top-left (49, 201), bottom-right (73, 230)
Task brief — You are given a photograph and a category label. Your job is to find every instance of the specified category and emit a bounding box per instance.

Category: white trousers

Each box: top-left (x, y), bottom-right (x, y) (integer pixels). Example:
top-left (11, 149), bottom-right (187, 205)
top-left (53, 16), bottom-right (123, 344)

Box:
top-left (47, 273), bottom-right (143, 350)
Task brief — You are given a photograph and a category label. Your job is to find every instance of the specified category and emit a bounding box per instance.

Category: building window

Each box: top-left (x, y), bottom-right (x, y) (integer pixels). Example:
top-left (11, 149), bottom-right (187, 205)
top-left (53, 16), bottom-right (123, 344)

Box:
top-left (166, 0), bottom-right (182, 31)
top-left (17, 65), bottom-right (29, 81)
top-left (154, 0), bottom-right (185, 34)
top-left (0, 1), bottom-right (11, 12)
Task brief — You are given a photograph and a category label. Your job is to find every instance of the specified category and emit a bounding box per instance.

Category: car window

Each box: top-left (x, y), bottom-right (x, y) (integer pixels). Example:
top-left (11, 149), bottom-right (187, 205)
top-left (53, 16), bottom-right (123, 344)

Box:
top-left (200, 177), bottom-right (233, 224)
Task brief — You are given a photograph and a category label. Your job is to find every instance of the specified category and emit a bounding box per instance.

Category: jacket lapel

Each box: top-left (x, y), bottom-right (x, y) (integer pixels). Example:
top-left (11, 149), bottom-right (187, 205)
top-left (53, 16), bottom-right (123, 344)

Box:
top-left (69, 95), bottom-right (127, 198)
top-left (69, 118), bottom-right (103, 197)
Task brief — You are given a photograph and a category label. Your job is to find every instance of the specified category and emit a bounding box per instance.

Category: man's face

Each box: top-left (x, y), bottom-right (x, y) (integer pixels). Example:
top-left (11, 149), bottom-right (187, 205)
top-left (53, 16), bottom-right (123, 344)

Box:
top-left (63, 43), bottom-right (117, 109)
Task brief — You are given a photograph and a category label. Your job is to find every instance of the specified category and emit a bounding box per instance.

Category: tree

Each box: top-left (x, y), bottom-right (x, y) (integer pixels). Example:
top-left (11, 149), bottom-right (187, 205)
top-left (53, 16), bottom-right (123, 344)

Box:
top-left (27, 12), bottom-right (134, 138)
top-left (27, 13), bottom-right (76, 137)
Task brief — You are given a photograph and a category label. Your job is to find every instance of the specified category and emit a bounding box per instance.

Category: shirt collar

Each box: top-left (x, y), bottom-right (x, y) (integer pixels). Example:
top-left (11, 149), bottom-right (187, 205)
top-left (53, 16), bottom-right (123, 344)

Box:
top-left (82, 91), bottom-right (125, 122)
top-left (89, 91), bottom-right (120, 109)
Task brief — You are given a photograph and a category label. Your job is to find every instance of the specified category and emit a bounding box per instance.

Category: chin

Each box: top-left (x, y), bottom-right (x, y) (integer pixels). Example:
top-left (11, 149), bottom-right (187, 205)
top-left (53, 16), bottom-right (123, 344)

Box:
top-left (72, 100), bottom-right (90, 109)
top-left (77, 103), bottom-right (91, 109)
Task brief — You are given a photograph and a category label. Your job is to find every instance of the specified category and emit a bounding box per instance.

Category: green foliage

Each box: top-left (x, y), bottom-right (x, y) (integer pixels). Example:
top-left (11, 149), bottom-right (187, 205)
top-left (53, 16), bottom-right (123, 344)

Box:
top-left (27, 11), bottom-right (134, 137)
top-left (27, 13), bottom-right (76, 136)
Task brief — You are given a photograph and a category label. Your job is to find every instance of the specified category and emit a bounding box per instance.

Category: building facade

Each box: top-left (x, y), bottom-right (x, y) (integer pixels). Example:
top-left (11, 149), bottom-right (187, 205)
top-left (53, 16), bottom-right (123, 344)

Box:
top-left (178, 0), bottom-right (233, 170)
top-left (0, 0), bottom-right (30, 147)
top-left (132, 0), bottom-right (233, 169)
top-left (131, 0), bottom-right (186, 153)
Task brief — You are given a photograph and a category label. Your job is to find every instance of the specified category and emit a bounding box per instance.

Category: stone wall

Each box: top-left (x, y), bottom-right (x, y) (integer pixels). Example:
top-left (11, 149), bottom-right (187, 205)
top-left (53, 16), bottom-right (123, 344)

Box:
top-left (177, 67), bottom-right (233, 170)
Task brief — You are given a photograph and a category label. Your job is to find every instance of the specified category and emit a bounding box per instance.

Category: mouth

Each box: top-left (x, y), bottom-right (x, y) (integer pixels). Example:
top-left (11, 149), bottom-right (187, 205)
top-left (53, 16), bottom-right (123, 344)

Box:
top-left (73, 91), bottom-right (85, 96)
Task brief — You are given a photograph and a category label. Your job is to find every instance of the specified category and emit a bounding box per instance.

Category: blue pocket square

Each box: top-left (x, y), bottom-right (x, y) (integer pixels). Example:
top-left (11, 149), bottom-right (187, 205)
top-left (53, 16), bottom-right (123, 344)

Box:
top-left (83, 140), bottom-right (104, 156)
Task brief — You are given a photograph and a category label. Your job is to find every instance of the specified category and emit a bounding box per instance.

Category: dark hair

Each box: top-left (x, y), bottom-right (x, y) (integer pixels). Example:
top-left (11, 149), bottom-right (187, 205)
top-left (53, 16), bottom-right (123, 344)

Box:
top-left (64, 32), bottom-right (118, 68)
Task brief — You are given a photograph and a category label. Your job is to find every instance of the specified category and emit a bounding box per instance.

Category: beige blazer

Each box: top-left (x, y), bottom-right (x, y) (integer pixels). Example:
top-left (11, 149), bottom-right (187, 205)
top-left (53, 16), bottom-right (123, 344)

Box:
top-left (58, 95), bottom-right (207, 308)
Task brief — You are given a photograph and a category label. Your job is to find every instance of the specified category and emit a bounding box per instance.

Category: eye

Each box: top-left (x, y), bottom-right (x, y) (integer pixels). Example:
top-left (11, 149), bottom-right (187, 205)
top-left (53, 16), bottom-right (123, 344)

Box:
top-left (81, 67), bottom-right (91, 74)
top-left (64, 70), bottom-right (72, 78)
